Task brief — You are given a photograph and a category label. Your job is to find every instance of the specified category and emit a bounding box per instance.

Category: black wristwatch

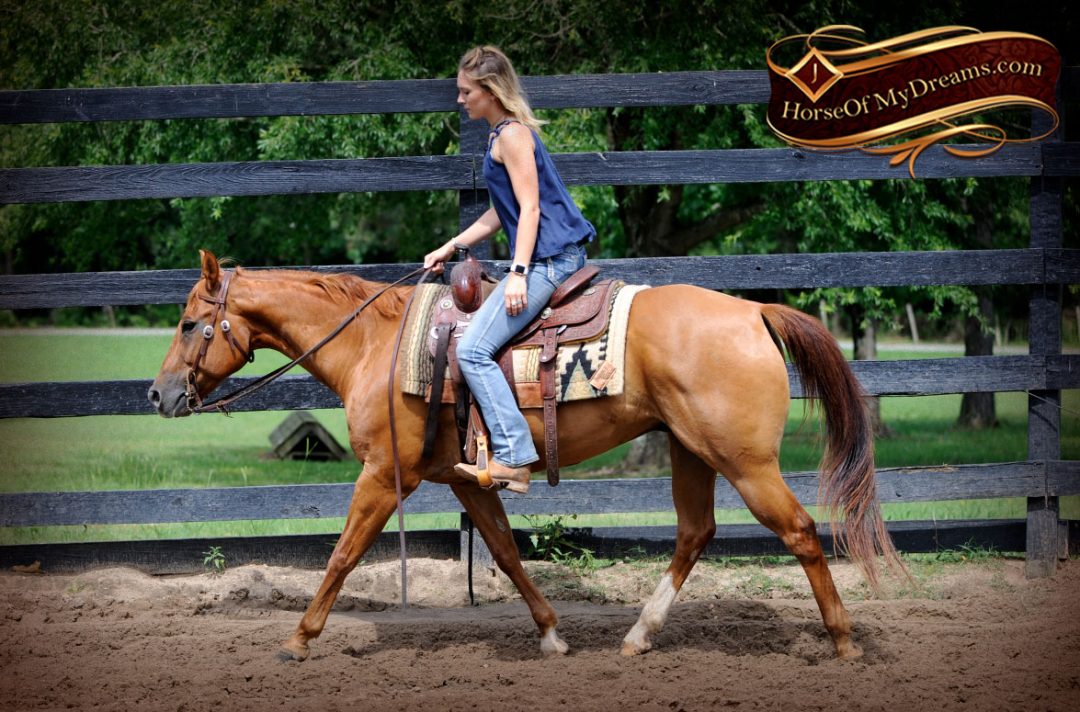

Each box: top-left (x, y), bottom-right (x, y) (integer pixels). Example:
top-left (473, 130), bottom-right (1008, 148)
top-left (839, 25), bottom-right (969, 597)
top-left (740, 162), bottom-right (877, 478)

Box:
top-left (509, 263), bottom-right (528, 276)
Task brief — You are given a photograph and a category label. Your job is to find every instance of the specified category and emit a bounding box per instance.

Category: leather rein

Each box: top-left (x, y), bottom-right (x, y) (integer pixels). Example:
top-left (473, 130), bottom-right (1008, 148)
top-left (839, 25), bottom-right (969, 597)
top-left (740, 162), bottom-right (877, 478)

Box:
top-left (186, 266), bottom-right (429, 415)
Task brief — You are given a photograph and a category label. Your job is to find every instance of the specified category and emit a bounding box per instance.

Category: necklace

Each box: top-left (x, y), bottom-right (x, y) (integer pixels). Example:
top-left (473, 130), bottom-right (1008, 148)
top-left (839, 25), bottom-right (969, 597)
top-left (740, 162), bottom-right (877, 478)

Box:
top-left (487, 117), bottom-right (516, 150)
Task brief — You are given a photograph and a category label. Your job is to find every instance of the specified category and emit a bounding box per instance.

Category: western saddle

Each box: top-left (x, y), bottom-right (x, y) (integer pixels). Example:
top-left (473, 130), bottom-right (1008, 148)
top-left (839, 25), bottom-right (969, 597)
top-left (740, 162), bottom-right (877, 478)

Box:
top-left (422, 249), bottom-right (619, 487)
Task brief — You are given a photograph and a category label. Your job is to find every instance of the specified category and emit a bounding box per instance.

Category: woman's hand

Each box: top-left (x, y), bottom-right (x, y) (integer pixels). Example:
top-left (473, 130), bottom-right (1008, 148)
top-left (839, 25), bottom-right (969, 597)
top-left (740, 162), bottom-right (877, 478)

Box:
top-left (423, 242), bottom-right (456, 275)
top-left (504, 272), bottom-right (528, 316)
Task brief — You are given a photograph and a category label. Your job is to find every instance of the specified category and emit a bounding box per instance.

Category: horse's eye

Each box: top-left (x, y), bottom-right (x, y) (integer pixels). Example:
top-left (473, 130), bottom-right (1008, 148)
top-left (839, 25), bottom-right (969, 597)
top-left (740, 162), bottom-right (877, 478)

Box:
top-left (181, 320), bottom-right (197, 334)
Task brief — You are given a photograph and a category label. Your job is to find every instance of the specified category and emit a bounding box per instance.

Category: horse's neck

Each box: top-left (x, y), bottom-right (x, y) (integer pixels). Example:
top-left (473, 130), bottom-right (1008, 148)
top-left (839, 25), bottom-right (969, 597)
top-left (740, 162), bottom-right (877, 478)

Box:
top-left (236, 272), bottom-right (405, 395)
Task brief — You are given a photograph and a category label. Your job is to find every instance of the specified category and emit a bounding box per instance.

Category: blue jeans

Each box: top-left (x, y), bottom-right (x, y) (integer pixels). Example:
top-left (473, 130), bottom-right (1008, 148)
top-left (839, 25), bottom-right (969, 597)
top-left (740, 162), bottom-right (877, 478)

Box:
top-left (457, 242), bottom-right (588, 467)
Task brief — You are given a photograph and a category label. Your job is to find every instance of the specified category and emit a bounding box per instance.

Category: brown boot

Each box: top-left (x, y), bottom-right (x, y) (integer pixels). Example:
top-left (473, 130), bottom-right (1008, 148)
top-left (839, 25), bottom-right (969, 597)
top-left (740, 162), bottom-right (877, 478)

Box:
top-left (454, 460), bottom-right (531, 494)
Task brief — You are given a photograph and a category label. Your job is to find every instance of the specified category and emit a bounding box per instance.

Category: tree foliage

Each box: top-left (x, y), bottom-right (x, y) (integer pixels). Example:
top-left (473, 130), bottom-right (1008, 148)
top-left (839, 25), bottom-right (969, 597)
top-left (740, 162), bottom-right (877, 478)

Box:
top-left (1, 0), bottom-right (1072, 310)
top-left (2, 0), bottom-right (463, 273)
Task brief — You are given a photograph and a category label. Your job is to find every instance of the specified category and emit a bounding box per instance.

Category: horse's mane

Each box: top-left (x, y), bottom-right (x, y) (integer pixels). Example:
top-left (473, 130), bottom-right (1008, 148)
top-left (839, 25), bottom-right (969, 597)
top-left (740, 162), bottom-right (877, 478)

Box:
top-left (236, 267), bottom-right (408, 318)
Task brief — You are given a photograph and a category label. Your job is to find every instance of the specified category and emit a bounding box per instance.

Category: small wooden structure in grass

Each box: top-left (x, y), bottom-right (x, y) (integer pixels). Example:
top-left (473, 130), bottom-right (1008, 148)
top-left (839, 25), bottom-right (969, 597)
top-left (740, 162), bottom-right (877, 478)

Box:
top-left (269, 411), bottom-right (348, 462)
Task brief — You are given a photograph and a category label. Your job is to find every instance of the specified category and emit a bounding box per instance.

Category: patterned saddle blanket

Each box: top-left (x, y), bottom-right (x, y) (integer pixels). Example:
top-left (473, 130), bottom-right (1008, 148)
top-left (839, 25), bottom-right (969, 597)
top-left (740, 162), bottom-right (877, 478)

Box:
top-left (399, 281), bottom-right (648, 407)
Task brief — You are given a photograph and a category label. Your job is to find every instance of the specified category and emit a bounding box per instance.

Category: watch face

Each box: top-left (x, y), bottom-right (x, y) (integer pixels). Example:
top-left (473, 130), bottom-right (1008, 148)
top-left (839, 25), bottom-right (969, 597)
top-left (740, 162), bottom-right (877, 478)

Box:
top-left (512, 264), bottom-right (526, 274)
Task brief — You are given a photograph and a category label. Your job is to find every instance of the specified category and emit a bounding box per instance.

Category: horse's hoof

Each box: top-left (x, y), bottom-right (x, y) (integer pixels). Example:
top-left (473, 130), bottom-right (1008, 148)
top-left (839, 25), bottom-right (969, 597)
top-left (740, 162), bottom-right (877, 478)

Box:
top-left (620, 624), bottom-right (652, 656)
top-left (835, 640), bottom-right (863, 660)
top-left (278, 639), bottom-right (310, 662)
top-left (540, 628), bottom-right (569, 657)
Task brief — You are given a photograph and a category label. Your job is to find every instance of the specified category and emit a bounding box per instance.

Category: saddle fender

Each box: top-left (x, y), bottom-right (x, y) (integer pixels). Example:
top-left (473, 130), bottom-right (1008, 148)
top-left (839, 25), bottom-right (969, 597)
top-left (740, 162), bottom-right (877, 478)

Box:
top-left (424, 266), bottom-right (621, 485)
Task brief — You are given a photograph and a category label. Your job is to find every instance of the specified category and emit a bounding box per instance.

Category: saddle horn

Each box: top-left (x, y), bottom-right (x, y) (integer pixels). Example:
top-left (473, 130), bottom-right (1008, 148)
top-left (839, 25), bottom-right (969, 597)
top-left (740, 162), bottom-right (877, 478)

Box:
top-left (450, 245), bottom-right (485, 314)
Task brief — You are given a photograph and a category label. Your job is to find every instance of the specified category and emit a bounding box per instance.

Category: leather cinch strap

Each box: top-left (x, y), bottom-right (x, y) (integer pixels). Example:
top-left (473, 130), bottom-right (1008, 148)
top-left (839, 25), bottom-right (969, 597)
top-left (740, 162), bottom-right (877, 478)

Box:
top-left (540, 328), bottom-right (560, 486)
top-left (423, 322), bottom-right (453, 459)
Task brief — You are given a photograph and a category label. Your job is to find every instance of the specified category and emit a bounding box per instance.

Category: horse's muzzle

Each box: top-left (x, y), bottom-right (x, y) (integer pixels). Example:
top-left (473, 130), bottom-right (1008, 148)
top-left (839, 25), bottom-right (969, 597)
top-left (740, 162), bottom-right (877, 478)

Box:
top-left (147, 379), bottom-right (192, 418)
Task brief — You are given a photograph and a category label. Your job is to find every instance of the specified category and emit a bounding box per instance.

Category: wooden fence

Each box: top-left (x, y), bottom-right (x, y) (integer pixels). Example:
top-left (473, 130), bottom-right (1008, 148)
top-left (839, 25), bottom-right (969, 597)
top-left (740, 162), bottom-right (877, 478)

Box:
top-left (1, 69), bottom-right (1078, 576)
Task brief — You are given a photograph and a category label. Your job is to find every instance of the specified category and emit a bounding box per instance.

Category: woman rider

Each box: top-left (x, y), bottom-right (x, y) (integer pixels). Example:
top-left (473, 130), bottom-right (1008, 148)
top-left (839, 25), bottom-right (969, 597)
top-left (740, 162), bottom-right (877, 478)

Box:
top-left (423, 46), bottom-right (595, 494)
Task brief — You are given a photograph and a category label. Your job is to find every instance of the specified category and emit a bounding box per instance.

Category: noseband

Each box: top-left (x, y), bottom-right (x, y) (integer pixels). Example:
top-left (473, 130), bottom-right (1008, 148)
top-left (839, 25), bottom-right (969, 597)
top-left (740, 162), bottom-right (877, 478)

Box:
top-left (185, 269), bottom-right (254, 412)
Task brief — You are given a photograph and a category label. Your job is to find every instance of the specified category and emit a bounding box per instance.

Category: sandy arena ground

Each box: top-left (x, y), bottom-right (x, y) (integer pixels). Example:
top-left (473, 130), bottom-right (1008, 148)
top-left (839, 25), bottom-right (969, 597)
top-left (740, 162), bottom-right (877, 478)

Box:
top-left (1, 556), bottom-right (1078, 711)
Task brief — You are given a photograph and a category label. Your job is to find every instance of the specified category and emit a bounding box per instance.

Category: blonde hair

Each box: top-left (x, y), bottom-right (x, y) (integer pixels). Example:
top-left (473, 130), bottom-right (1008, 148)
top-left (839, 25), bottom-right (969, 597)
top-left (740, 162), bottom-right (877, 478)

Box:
top-left (458, 46), bottom-right (545, 132)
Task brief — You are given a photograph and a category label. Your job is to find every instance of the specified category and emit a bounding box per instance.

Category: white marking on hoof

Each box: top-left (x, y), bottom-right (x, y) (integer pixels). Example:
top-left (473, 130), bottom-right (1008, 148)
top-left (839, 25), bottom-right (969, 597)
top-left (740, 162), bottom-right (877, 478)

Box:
top-left (620, 621), bottom-right (652, 656)
top-left (620, 573), bottom-right (677, 656)
top-left (540, 627), bottom-right (569, 657)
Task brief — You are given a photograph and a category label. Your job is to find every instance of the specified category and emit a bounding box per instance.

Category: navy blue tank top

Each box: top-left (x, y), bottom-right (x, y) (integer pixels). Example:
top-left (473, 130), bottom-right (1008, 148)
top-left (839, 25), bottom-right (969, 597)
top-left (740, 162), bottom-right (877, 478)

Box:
top-left (483, 120), bottom-right (595, 260)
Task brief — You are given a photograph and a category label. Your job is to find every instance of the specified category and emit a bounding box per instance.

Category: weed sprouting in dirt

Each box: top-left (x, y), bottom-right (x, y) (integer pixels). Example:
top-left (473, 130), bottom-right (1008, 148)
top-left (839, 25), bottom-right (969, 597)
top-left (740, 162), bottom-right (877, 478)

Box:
top-left (65, 580), bottom-right (89, 595)
top-left (524, 515), bottom-right (608, 571)
top-left (202, 546), bottom-right (226, 575)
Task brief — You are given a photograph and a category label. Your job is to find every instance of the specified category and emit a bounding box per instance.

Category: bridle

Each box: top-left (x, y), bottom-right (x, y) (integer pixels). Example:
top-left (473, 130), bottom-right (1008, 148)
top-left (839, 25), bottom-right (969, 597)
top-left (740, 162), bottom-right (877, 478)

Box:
top-left (185, 269), bottom-right (254, 413)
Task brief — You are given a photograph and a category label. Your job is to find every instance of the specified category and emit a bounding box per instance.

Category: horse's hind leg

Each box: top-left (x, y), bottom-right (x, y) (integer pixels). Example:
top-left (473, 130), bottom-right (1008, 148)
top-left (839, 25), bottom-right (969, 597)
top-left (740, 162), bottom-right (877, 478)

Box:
top-left (451, 483), bottom-right (568, 656)
top-left (280, 468), bottom-right (402, 661)
top-left (622, 436), bottom-right (717, 656)
top-left (726, 461), bottom-right (861, 659)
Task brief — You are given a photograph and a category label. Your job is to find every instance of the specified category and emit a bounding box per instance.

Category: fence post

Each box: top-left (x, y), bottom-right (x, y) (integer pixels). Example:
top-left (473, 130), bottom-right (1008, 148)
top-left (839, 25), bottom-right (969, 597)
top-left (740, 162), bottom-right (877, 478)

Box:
top-left (454, 111), bottom-right (495, 578)
top-left (460, 513), bottom-right (495, 571)
top-left (458, 108), bottom-right (491, 258)
top-left (1026, 99), bottom-right (1065, 578)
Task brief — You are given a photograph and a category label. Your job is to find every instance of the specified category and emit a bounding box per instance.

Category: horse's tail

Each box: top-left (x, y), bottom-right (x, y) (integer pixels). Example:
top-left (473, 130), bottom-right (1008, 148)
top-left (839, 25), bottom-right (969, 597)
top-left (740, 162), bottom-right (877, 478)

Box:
top-left (760, 304), bottom-right (905, 589)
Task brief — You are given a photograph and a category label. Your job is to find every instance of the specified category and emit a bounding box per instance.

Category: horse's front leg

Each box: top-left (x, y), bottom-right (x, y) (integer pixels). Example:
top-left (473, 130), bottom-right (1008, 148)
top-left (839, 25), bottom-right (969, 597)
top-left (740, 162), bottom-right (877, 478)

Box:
top-left (280, 467), bottom-right (404, 661)
top-left (451, 483), bottom-right (568, 657)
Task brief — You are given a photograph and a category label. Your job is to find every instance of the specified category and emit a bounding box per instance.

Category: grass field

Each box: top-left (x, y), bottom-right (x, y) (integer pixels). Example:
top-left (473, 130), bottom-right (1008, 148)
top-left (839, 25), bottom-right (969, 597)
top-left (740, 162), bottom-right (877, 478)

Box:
top-left (1, 330), bottom-right (1077, 545)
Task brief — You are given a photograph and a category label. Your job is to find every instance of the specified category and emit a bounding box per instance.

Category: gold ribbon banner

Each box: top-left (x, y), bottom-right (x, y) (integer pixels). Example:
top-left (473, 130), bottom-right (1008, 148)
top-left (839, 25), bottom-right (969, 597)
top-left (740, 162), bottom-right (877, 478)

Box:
top-left (765, 26), bottom-right (1061, 177)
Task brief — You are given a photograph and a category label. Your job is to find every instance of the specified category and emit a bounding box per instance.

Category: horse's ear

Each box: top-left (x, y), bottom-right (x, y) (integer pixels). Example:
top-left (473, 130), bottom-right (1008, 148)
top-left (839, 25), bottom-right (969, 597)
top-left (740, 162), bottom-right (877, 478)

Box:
top-left (199, 249), bottom-right (221, 291)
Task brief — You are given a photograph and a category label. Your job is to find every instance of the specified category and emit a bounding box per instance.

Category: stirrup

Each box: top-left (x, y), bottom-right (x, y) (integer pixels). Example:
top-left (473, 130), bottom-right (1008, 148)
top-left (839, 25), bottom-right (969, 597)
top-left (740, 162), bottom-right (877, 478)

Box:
top-left (474, 433), bottom-right (493, 488)
top-left (454, 462), bottom-right (530, 495)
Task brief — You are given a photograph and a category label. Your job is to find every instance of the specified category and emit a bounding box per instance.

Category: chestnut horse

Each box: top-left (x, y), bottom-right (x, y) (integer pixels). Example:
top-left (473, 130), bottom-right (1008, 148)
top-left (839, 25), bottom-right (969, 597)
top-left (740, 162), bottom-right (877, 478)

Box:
top-left (150, 251), bottom-right (901, 662)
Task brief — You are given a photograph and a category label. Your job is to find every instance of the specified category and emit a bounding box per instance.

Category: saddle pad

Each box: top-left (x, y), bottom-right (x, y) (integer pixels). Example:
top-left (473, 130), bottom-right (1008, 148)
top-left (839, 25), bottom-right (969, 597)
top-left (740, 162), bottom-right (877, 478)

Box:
top-left (398, 282), bottom-right (649, 405)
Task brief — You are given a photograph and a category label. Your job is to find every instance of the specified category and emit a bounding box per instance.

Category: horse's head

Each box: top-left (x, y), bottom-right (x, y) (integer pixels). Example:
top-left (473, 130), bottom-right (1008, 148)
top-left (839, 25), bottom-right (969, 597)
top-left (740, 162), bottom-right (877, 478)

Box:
top-left (148, 250), bottom-right (255, 417)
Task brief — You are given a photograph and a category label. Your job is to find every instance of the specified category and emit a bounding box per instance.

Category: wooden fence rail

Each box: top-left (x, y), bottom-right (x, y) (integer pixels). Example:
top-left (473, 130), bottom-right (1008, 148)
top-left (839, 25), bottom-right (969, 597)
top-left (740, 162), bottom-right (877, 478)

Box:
top-left (3, 68), bottom-right (1077, 121)
top-left (6, 520), bottom-right (1065, 575)
top-left (0, 71), bottom-right (772, 123)
top-left (1, 355), bottom-right (1076, 419)
top-left (0, 67), bottom-right (1075, 576)
top-left (8, 143), bottom-right (1080, 204)
top-left (3, 462), bottom-right (1078, 529)
top-left (2, 249), bottom-right (1078, 309)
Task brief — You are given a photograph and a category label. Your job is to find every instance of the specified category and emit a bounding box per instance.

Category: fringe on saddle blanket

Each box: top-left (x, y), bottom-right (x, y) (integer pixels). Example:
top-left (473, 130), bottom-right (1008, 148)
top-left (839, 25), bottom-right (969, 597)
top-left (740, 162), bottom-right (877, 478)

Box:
top-left (398, 283), bottom-right (649, 405)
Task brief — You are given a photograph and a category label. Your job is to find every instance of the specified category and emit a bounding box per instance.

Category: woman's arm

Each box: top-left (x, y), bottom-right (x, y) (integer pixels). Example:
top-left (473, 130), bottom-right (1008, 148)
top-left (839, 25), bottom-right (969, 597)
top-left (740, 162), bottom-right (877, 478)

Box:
top-left (497, 123), bottom-right (540, 316)
top-left (423, 206), bottom-right (502, 273)
top-left (498, 124), bottom-right (540, 270)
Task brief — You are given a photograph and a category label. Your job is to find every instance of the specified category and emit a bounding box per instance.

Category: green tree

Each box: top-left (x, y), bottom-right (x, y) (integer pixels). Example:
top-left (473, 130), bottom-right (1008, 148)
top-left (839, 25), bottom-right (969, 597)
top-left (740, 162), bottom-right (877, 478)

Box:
top-left (1, 0), bottom-right (461, 276)
top-left (754, 177), bottom-right (1021, 435)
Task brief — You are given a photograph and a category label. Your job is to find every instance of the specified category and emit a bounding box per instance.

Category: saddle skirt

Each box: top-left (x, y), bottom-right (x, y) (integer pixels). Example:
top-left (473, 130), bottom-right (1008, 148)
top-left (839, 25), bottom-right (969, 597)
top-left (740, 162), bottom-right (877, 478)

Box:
top-left (399, 280), bottom-right (648, 408)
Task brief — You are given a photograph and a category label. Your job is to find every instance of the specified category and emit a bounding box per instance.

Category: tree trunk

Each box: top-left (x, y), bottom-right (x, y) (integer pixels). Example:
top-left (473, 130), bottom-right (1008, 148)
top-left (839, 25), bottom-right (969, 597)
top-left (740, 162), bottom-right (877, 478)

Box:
top-left (957, 200), bottom-right (997, 429)
top-left (849, 304), bottom-right (892, 438)
top-left (958, 289), bottom-right (997, 428)
top-left (624, 432), bottom-right (671, 474)
top-left (103, 305), bottom-right (117, 328)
